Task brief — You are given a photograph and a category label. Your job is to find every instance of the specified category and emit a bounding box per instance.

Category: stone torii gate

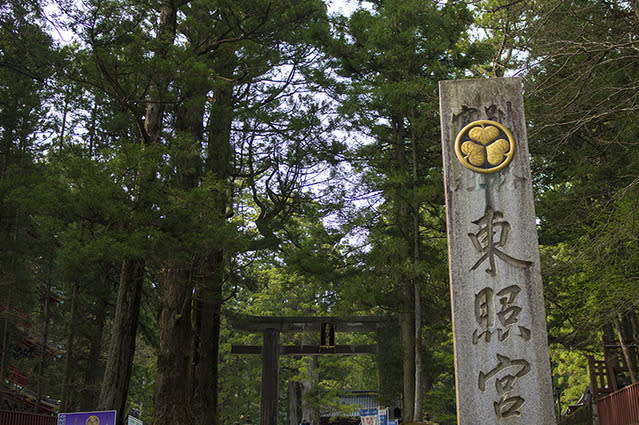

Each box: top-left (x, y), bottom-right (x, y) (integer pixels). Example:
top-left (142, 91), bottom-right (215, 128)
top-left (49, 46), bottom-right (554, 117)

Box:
top-left (228, 314), bottom-right (388, 425)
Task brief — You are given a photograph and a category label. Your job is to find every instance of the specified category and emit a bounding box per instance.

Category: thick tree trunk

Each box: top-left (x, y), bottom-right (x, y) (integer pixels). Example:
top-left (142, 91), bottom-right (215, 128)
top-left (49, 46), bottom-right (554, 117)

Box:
top-left (0, 287), bottom-right (13, 409)
top-left (151, 40), bottom-right (230, 424)
top-left (34, 280), bottom-right (51, 414)
top-left (376, 324), bottom-right (402, 410)
top-left (61, 281), bottom-right (80, 412)
top-left (302, 357), bottom-right (321, 425)
top-left (0, 313), bottom-right (7, 408)
top-left (288, 381), bottom-right (303, 425)
top-left (81, 295), bottom-right (107, 411)
top-left (152, 268), bottom-right (194, 425)
top-left (191, 51), bottom-right (235, 425)
top-left (391, 117), bottom-right (417, 422)
top-left (95, 0), bottom-right (176, 420)
top-left (98, 258), bottom-right (144, 425)
top-left (192, 270), bottom-right (224, 425)
top-left (629, 311), bottom-right (639, 363)
top-left (413, 282), bottom-right (422, 422)
top-left (400, 296), bottom-right (416, 423)
top-left (603, 323), bottom-right (620, 391)
top-left (410, 135), bottom-right (422, 422)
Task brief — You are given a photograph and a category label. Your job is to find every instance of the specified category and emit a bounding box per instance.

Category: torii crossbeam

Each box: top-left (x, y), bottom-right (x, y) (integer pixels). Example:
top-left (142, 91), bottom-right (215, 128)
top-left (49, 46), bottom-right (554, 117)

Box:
top-left (228, 314), bottom-right (388, 425)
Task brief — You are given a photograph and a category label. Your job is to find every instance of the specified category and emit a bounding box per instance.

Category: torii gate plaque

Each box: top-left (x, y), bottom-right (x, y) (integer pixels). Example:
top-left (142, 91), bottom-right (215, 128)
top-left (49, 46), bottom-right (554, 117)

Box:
top-left (439, 78), bottom-right (556, 425)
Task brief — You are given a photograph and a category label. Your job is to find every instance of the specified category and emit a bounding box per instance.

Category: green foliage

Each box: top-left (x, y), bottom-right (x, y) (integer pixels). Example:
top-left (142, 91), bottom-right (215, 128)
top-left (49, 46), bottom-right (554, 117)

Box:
top-left (510, 0), bottom-right (639, 406)
top-left (526, 0), bottom-right (639, 329)
top-left (550, 346), bottom-right (590, 408)
top-left (326, 2), bottom-right (486, 419)
top-left (422, 334), bottom-right (455, 425)
top-left (128, 336), bottom-right (158, 423)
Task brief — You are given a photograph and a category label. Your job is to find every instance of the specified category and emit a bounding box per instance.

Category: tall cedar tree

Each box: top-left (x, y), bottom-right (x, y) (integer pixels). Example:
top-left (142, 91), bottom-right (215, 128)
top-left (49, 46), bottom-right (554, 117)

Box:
top-left (473, 0), bottom-right (639, 386)
top-left (328, 0), bottom-right (489, 420)
top-left (60, 0), bottom-right (333, 424)
top-left (0, 0), bottom-right (60, 410)
top-left (516, 0), bottom-right (639, 352)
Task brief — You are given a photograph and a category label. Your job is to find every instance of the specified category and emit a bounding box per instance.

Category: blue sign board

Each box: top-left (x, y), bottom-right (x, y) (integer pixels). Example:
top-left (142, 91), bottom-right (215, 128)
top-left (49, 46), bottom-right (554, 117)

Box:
top-left (378, 409), bottom-right (387, 425)
top-left (58, 410), bottom-right (117, 425)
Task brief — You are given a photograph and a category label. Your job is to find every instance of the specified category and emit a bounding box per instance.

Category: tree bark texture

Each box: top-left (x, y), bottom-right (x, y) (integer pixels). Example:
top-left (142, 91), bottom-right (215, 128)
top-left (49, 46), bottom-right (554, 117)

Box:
top-left (191, 54), bottom-right (235, 425)
top-left (61, 281), bottom-right (80, 412)
top-left (152, 268), bottom-right (194, 425)
top-left (96, 0), bottom-right (176, 422)
top-left (191, 260), bottom-right (224, 425)
top-left (400, 297), bottom-right (416, 423)
top-left (98, 258), bottom-right (144, 425)
top-left (410, 136), bottom-right (422, 422)
top-left (0, 312), bottom-right (8, 409)
top-left (413, 282), bottom-right (422, 422)
top-left (34, 281), bottom-right (51, 414)
top-left (302, 357), bottom-right (321, 425)
top-left (288, 381), bottom-right (303, 425)
top-left (81, 296), bottom-right (107, 411)
top-left (603, 323), bottom-right (620, 391)
top-left (391, 116), bottom-right (417, 422)
top-left (376, 324), bottom-right (402, 409)
top-left (629, 312), bottom-right (639, 362)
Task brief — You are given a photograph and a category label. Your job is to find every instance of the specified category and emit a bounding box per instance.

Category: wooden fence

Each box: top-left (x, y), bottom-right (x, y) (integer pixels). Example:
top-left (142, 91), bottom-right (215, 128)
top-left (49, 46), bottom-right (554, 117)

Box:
top-left (598, 381), bottom-right (639, 425)
top-left (0, 410), bottom-right (57, 425)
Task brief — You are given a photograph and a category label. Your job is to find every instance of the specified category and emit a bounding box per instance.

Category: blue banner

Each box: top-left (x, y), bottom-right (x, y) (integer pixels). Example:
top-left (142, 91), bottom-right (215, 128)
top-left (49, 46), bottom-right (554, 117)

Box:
top-left (58, 411), bottom-right (117, 425)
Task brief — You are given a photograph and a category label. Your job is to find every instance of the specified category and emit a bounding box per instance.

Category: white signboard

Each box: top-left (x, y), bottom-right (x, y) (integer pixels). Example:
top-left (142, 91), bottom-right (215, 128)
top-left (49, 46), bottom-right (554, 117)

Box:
top-left (127, 416), bottom-right (142, 425)
top-left (360, 408), bottom-right (378, 425)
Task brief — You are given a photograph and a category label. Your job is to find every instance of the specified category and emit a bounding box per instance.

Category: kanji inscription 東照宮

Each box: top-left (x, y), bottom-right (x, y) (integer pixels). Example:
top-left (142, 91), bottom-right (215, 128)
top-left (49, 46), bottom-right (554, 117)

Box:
top-left (439, 77), bottom-right (556, 425)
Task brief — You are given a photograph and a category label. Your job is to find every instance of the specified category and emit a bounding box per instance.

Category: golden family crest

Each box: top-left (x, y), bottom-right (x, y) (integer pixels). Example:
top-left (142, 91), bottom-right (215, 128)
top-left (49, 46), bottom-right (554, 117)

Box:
top-left (454, 120), bottom-right (515, 173)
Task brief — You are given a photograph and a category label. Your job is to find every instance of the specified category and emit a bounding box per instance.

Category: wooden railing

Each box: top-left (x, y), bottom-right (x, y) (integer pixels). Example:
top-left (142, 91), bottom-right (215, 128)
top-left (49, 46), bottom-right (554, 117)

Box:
top-left (598, 381), bottom-right (639, 425)
top-left (0, 410), bottom-right (57, 425)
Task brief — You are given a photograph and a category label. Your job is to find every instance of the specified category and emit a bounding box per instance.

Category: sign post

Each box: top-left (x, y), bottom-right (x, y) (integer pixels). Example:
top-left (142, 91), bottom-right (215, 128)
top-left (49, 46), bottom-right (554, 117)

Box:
top-left (439, 77), bottom-right (556, 424)
top-left (127, 416), bottom-right (143, 425)
top-left (360, 408), bottom-right (379, 425)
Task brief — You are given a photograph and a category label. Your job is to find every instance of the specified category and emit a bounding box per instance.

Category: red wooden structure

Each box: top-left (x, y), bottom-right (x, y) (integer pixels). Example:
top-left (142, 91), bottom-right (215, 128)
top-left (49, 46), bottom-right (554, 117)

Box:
top-left (597, 381), bottom-right (639, 425)
top-left (2, 366), bottom-right (59, 415)
top-left (0, 410), bottom-right (56, 425)
top-left (588, 331), bottom-right (639, 425)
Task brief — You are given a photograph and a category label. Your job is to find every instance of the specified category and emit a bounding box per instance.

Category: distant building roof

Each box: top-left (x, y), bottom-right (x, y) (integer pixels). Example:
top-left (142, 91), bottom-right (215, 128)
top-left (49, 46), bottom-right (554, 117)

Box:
top-left (322, 391), bottom-right (378, 417)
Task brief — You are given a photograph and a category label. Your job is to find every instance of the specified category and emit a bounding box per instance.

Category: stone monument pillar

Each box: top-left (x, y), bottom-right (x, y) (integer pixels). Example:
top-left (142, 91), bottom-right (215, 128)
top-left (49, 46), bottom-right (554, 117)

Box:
top-left (439, 77), bottom-right (556, 424)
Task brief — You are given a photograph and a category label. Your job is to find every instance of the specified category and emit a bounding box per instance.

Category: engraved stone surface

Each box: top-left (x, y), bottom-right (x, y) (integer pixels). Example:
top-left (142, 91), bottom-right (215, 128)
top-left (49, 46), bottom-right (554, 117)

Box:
top-left (439, 78), bottom-right (556, 425)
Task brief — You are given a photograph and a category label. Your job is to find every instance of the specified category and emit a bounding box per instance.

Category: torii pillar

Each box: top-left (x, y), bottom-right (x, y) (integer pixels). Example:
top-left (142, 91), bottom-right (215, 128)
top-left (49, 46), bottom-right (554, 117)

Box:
top-left (261, 328), bottom-right (280, 425)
